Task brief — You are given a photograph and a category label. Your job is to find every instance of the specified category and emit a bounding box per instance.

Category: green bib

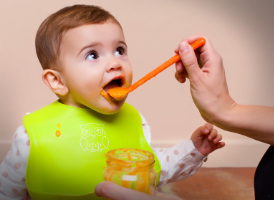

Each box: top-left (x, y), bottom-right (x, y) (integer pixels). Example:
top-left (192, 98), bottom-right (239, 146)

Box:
top-left (23, 101), bottom-right (161, 200)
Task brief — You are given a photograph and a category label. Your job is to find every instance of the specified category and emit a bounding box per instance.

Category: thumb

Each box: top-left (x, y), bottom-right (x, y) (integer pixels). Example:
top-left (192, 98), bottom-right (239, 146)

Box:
top-left (179, 41), bottom-right (200, 79)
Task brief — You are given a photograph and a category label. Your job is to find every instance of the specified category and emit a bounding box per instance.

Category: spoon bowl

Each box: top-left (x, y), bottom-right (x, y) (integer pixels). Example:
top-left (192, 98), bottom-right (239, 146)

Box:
top-left (107, 87), bottom-right (129, 101)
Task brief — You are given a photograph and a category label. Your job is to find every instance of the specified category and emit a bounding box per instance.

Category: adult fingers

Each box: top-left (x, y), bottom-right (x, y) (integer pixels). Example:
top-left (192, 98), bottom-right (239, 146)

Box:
top-left (178, 40), bottom-right (201, 80)
top-left (175, 61), bottom-right (187, 83)
top-left (95, 181), bottom-right (165, 200)
top-left (174, 34), bottom-right (206, 54)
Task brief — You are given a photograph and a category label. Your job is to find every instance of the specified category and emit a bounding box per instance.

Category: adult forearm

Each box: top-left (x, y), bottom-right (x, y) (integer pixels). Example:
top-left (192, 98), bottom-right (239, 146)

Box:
top-left (214, 104), bottom-right (274, 145)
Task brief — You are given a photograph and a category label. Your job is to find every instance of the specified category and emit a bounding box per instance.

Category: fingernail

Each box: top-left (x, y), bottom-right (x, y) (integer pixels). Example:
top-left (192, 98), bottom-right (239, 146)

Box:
top-left (175, 64), bottom-right (180, 71)
top-left (179, 41), bottom-right (190, 53)
top-left (204, 129), bottom-right (209, 133)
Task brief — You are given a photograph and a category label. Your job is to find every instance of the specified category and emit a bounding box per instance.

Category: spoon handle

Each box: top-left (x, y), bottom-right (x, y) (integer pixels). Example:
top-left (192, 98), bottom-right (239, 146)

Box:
top-left (129, 38), bottom-right (206, 92)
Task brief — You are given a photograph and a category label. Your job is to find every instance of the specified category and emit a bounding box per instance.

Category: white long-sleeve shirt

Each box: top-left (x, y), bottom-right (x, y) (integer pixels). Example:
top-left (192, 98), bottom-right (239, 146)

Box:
top-left (0, 114), bottom-right (206, 200)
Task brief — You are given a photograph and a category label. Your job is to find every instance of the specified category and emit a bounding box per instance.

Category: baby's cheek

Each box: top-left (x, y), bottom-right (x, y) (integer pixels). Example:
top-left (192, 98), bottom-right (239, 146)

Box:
top-left (126, 72), bottom-right (133, 86)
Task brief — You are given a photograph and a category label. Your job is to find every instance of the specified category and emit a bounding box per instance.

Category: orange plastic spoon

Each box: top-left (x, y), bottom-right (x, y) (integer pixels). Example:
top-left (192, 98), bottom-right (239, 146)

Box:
top-left (108, 38), bottom-right (206, 100)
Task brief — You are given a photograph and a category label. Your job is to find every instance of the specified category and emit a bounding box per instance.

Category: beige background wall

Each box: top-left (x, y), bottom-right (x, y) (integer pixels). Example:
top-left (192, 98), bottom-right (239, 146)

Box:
top-left (1, 0), bottom-right (274, 167)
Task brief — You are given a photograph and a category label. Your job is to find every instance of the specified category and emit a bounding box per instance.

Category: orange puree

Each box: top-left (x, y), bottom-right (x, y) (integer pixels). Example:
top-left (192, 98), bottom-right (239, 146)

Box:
top-left (105, 79), bottom-right (131, 101)
top-left (103, 148), bottom-right (156, 195)
top-left (100, 88), bottom-right (113, 104)
top-left (107, 87), bottom-right (129, 101)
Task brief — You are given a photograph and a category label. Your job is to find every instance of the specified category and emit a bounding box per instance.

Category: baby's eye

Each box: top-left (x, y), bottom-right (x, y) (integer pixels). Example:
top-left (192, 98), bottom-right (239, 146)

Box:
top-left (115, 46), bottom-right (125, 56)
top-left (86, 51), bottom-right (99, 60)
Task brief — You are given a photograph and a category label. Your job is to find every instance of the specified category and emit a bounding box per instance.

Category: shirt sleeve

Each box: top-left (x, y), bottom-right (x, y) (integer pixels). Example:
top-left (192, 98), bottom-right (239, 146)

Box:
top-left (139, 113), bottom-right (207, 186)
top-left (153, 139), bottom-right (207, 186)
top-left (0, 125), bottom-right (30, 200)
top-left (139, 113), bottom-right (151, 146)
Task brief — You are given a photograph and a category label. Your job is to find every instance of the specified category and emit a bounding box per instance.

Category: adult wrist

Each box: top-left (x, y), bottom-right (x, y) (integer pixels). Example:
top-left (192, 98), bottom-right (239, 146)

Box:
top-left (211, 99), bottom-right (238, 131)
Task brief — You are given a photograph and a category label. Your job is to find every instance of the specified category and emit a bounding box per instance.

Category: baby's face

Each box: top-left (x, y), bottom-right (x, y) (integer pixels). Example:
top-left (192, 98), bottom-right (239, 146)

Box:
top-left (57, 22), bottom-right (132, 114)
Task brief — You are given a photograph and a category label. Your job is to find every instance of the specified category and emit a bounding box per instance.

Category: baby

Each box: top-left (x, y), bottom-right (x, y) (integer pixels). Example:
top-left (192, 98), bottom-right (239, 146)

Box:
top-left (0, 5), bottom-right (225, 200)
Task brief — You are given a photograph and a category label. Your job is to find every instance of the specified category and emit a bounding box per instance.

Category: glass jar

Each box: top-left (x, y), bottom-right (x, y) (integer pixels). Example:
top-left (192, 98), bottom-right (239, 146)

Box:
top-left (104, 148), bottom-right (157, 194)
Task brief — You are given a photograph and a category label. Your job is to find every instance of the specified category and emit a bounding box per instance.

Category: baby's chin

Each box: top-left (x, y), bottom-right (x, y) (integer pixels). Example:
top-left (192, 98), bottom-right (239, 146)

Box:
top-left (94, 99), bottom-right (126, 115)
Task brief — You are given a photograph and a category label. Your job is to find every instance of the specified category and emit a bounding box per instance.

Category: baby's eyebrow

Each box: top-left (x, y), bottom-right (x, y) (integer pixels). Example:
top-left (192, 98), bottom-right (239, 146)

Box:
top-left (119, 41), bottom-right (127, 47)
top-left (78, 42), bottom-right (101, 56)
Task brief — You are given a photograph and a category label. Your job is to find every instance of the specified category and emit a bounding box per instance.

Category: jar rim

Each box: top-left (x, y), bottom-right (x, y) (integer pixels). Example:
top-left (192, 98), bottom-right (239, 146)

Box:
top-left (106, 148), bottom-right (155, 167)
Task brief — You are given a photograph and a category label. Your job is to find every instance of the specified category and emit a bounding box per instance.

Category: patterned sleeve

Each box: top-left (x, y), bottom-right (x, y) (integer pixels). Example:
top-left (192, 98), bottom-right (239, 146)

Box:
top-left (0, 125), bottom-right (30, 200)
top-left (139, 113), bottom-right (207, 187)
top-left (139, 113), bottom-right (151, 146)
top-left (153, 140), bottom-right (207, 186)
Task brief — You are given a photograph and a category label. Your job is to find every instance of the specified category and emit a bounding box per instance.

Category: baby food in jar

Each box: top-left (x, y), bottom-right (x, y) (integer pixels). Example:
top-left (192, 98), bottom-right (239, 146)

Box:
top-left (104, 148), bottom-right (157, 194)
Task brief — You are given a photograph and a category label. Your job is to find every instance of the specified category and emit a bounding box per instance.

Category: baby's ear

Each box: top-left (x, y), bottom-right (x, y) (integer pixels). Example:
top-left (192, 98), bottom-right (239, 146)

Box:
top-left (42, 69), bottom-right (69, 96)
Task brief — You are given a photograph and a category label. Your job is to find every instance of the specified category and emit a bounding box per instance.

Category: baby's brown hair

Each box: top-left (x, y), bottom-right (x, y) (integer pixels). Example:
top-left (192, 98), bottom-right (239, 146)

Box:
top-left (35, 4), bottom-right (121, 70)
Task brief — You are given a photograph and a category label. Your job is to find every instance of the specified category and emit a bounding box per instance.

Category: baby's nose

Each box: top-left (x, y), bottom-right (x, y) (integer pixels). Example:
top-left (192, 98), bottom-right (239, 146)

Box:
top-left (107, 58), bottom-right (122, 72)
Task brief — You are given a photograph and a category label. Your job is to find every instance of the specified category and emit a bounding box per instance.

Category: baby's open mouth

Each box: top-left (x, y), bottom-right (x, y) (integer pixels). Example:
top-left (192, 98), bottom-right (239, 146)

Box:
top-left (103, 78), bottom-right (124, 92)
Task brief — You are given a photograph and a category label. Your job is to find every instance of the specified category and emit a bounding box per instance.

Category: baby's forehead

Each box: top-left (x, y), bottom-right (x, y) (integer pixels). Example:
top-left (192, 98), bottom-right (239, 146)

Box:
top-left (58, 22), bottom-right (125, 56)
top-left (62, 22), bottom-right (124, 44)
top-left (62, 22), bottom-right (123, 41)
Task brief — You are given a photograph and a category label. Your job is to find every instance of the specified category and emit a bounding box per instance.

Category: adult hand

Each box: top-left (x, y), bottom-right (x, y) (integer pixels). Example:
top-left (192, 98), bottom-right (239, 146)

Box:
top-left (174, 35), bottom-right (236, 124)
top-left (95, 181), bottom-right (183, 200)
